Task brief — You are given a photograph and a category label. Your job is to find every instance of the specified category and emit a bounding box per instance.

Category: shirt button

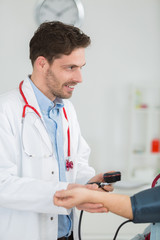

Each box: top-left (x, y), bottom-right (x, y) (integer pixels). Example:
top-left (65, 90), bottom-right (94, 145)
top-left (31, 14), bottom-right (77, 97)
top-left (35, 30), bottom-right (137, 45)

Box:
top-left (51, 171), bottom-right (54, 174)
top-left (50, 217), bottom-right (54, 220)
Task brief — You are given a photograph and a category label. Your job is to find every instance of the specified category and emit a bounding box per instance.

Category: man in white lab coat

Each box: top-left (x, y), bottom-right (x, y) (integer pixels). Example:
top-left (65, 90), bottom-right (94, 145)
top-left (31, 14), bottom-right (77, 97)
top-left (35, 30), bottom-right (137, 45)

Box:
top-left (0, 21), bottom-right (111, 240)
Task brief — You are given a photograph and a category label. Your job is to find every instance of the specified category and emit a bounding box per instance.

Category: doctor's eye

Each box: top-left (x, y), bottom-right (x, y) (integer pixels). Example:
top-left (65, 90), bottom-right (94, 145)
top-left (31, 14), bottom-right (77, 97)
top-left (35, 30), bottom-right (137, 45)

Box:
top-left (66, 65), bottom-right (77, 71)
top-left (68, 66), bottom-right (75, 70)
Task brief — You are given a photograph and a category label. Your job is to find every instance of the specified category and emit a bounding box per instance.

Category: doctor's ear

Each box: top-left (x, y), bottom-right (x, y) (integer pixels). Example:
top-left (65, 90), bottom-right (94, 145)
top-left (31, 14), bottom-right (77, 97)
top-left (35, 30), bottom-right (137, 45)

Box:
top-left (35, 56), bottom-right (49, 71)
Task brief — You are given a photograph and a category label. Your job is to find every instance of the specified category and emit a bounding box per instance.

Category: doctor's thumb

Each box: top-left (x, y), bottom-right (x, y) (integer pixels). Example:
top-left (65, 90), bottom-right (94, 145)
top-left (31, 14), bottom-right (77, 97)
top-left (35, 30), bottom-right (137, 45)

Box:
top-left (86, 183), bottom-right (99, 190)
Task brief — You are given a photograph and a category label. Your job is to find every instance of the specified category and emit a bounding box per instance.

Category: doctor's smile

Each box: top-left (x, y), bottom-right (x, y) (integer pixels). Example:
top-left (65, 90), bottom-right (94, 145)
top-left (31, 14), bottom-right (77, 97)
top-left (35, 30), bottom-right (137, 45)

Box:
top-left (64, 83), bottom-right (76, 92)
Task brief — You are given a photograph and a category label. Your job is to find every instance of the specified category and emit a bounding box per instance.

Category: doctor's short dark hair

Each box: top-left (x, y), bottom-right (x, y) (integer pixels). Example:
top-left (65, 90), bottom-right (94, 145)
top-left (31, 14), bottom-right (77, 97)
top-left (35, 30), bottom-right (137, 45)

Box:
top-left (29, 21), bottom-right (91, 66)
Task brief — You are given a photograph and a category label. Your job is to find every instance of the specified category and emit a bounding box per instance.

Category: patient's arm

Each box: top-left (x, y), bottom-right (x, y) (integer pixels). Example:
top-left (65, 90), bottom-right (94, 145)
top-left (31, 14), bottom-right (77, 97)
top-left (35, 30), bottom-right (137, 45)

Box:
top-left (54, 185), bottom-right (160, 223)
top-left (54, 187), bottom-right (133, 219)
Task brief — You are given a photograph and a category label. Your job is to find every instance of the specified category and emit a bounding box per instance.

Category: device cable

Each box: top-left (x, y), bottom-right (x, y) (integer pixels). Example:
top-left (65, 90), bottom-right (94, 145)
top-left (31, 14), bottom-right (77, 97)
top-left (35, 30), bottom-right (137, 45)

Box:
top-left (113, 219), bottom-right (132, 240)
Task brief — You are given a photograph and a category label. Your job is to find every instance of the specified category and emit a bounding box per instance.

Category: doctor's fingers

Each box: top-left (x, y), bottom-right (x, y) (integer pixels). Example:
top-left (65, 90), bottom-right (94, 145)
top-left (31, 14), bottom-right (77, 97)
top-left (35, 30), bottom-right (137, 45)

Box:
top-left (54, 192), bottom-right (77, 209)
top-left (54, 197), bottom-right (76, 209)
top-left (85, 184), bottom-right (99, 190)
top-left (86, 184), bottom-right (113, 192)
top-left (54, 188), bottom-right (89, 207)
top-left (99, 184), bottom-right (114, 192)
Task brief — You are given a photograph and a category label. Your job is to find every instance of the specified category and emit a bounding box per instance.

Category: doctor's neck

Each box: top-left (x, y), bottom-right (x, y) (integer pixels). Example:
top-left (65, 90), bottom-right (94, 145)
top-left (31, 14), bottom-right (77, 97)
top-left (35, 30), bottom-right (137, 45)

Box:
top-left (30, 73), bottom-right (56, 102)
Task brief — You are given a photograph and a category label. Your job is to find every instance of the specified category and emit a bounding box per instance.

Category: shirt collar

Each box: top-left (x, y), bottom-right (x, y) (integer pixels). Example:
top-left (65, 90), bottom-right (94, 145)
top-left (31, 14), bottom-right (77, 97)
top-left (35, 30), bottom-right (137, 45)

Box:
top-left (28, 77), bottom-right (64, 115)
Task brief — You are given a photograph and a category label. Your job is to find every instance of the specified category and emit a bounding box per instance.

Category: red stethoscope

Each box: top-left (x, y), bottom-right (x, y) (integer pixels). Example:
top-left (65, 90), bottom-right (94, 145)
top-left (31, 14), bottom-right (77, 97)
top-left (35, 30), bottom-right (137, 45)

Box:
top-left (19, 80), bottom-right (73, 171)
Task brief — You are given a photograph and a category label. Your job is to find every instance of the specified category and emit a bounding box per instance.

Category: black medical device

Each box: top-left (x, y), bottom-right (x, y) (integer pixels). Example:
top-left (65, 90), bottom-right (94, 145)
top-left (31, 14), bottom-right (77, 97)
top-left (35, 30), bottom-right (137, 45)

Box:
top-left (78, 171), bottom-right (122, 240)
top-left (103, 171), bottom-right (121, 183)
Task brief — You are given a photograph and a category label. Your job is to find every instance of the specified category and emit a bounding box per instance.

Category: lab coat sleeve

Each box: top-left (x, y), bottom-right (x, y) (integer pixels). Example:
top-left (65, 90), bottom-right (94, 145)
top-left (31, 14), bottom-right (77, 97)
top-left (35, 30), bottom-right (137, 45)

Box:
top-left (131, 186), bottom-right (160, 223)
top-left (0, 110), bottom-right (69, 215)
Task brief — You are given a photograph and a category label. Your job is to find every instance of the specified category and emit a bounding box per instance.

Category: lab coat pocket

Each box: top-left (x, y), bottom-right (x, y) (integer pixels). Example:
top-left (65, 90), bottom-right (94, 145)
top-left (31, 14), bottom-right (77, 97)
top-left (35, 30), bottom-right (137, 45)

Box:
top-left (21, 112), bottom-right (53, 158)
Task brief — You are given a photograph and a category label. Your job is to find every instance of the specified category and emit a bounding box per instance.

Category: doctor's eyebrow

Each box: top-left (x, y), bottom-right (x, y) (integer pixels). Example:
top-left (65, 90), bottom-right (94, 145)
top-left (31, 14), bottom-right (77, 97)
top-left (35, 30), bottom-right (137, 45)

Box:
top-left (63, 63), bottom-right (86, 69)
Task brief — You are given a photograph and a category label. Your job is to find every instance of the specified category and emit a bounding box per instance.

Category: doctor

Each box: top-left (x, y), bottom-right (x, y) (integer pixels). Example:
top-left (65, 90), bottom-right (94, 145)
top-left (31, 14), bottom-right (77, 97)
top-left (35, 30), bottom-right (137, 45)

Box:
top-left (0, 21), bottom-right (112, 240)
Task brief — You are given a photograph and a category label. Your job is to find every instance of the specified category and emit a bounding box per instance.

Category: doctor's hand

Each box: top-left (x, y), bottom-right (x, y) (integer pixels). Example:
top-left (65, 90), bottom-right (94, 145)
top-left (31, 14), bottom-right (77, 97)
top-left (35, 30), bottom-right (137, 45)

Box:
top-left (54, 184), bottom-right (109, 213)
top-left (88, 173), bottom-right (114, 192)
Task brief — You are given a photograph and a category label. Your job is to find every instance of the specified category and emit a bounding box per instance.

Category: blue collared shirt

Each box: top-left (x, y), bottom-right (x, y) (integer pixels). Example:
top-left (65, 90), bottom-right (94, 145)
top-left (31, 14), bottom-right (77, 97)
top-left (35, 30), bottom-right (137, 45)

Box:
top-left (29, 78), bottom-right (72, 238)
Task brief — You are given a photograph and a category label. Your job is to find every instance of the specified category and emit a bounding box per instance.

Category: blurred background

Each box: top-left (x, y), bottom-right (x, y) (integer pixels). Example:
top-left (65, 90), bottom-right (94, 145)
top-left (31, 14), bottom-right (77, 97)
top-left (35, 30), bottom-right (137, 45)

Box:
top-left (0, 0), bottom-right (160, 239)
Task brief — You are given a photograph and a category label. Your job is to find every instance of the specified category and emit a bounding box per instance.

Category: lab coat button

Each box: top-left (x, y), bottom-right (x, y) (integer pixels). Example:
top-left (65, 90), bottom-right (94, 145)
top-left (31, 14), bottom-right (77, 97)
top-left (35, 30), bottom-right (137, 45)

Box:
top-left (51, 171), bottom-right (54, 174)
top-left (50, 217), bottom-right (54, 220)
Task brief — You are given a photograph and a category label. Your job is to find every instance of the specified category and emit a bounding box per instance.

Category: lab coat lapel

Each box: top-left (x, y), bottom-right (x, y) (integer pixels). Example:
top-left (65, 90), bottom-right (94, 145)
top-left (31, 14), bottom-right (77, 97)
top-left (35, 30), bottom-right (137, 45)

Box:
top-left (34, 118), bottom-right (53, 152)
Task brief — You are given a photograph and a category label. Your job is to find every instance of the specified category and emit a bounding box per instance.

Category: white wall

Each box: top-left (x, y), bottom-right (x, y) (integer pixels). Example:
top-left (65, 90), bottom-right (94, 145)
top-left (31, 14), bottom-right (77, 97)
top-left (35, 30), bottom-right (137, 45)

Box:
top-left (0, 0), bottom-right (160, 176)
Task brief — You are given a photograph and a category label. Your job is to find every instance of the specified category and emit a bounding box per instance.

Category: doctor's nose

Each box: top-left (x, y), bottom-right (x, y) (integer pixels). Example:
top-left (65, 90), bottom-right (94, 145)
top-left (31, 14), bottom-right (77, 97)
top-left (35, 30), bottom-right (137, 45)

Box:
top-left (73, 69), bottom-right (83, 83)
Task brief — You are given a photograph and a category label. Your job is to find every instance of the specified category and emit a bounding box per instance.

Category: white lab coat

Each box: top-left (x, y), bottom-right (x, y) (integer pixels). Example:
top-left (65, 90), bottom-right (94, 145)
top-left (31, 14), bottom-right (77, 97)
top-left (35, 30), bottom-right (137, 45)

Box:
top-left (0, 78), bottom-right (95, 240)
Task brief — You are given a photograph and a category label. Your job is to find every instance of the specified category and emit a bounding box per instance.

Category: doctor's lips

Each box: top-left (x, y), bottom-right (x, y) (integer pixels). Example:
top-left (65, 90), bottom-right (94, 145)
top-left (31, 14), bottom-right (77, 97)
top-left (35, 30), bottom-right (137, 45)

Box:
top-left (67, 85), bottom-right (74, 89)
top-left (64, 83), bottom-right (77, 91)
